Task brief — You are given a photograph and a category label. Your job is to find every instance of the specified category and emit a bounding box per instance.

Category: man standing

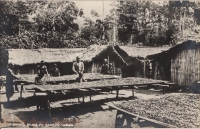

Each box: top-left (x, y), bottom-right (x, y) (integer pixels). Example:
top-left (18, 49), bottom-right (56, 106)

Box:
top-left (101, 59), bottom-right (110, 75)
top-left (50, 63), bottom-right (60, 77)
top-left (72, 56), bottom-right (86, 82)
top-left (35, 60), bottom-right (49, 84)
top-left (6, 63), bottom-right (19, 102)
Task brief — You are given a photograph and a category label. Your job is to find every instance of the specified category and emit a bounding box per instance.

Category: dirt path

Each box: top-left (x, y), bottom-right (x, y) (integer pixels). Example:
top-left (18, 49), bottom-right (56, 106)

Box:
top-left (0, 88), bottom-right (165, 128)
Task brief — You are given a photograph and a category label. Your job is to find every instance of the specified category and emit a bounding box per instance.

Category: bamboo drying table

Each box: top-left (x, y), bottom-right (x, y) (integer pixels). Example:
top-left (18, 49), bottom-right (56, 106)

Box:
top-left (16, 73), bottom-right (120, 84)
top-left (25, 77), bottom-right (169, 116)
top-left (14, 73), bottom-right (120, 98)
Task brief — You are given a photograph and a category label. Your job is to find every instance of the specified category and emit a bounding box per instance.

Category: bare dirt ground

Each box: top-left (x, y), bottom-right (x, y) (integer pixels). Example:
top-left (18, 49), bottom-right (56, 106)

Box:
top-left (0, 86), bottom-right (172, 128)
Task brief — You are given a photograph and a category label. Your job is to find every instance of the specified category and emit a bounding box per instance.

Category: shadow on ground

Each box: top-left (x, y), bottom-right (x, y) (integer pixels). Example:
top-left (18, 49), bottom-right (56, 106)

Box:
top-left (10, 96), bottom-right (137, 126)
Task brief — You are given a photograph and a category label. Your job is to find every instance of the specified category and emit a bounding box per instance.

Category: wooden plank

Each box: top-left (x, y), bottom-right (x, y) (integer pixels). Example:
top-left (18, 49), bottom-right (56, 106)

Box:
top-left (20, 84), bottom-right (24, 98)
top-left (148, 88), bottom-right (163, 92)
top-left (89, 88), bottom-right (101, 91)
top-left (35, 92), bottom-right (48, 96)
top-left (79, 89), bottom-right (89, 92)
top-left (137, 85), bottom-right (147, 88)
top-left (62, 90), bottom-right (71, 93)
top-left (34, 85), bottom-right (47, 91)
top-left (164, 82), bottom-right (175, 85)
top-left (99, 87), bottom-right (112, 90)
top-left (106, 102), bottom-right (178, 128)
top-left (154, 84), bottom-right (169, 87)
top-left (118, 85), bottom-right (139, 90)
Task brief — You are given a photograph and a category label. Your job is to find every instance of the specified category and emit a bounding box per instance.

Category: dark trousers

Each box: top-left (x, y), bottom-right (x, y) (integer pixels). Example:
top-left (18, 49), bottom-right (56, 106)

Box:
top-left (76, 73), bottom-right (85, 82)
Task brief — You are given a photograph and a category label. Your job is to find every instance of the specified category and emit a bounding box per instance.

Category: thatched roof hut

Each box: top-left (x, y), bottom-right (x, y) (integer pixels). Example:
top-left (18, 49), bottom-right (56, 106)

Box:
top-left (6, 48), bottom-right (86, 75)
top-left (147, 40), bottom-right (200, 59)
top-left (80, 45), bottom-right (128, 65)
top-left (79, 45), bottom-right (128, 75)
top-left (79, 45), bottom-right (108, 62)
top-left (114, 45), bottom-right (171, 78)
top-left (116, 46), bottom-right (170, 59)
top-left (146, 40), bottom-right (200, 86)
top-left (4, 45), bottom-right (173, 76)
top-left (8, 48), bottom-right (86, 66)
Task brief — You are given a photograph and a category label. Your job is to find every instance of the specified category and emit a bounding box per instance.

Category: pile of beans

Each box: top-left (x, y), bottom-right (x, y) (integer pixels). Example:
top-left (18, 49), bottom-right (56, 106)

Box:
top-left (113, 93), bottom-right (200, 128)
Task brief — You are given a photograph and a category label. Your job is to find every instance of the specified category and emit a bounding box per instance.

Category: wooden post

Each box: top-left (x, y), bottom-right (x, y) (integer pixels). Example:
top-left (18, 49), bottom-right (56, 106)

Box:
top-left (47, 99), bottom-right (51, 117)
top-left (115, 110), bottom-right (123, 128)
top-left (15, 84), bottom-right (19, 92)
top-left (132, 87), bottom-right (134, 97)
top-left (89, 91), bottom-right (92, 102)
top-left (144, 61), bottom-right (146, 78)
top-left (116, 88), bottom-right (119, 99)
top-left (163, 87), bottom-right (165, 95)
top-left (78, 96), bottom-right (80, 102)
top-left (37, 103), bottom-right (39, 111)
top-left (82, 92), bottom-right (85, 103)
top-left (20, 84), bottom-right (24, 98)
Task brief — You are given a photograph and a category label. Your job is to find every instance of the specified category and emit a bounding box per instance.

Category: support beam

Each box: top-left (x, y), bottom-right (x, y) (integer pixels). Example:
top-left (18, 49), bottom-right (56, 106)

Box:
top-left (163, 87), bottom-right (165, 95)
top-left (20, 83), bottom-right (24, 98)
top-left (116, 88), bottom-right (119, 99)
top-left (90, 92), bottom-right (92, 102)
top-left (132, 88), bottom-right (134, 97)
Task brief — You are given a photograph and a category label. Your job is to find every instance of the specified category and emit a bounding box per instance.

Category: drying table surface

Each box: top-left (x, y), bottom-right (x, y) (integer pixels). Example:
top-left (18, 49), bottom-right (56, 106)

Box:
top-left (15, 73), bottom-right (120, 83)
top-left (25, 77), bottom-right (167, 91)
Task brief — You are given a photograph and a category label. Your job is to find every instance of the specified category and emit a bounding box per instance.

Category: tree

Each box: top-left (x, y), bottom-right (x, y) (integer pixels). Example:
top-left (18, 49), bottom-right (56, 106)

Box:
top-left (0, 0), bottom-right (84, 49)
top-left (114, 0), bottom-right (198, 46)
top-left (80, 9), bottom-right (107, 42)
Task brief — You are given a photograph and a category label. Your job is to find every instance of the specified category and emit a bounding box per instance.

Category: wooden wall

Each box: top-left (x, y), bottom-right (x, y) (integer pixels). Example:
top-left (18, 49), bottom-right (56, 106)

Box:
top-left (151, 56), bottom-right (171, 81)
top-left (150, 41), bottom-right (200, 87)
top-left (122, 58), bottom-right (145, 78)
top-left (91, 47), bottom-right (125, 76)
top-left (171, 48), bottom-right (200, 86)
top-left (91, 58), bottom-right (123, 76)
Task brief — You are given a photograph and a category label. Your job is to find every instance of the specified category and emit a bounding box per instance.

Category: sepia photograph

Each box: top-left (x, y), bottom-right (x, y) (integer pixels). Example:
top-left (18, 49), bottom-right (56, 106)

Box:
top-left (0, 0), bottom-right (200, 128)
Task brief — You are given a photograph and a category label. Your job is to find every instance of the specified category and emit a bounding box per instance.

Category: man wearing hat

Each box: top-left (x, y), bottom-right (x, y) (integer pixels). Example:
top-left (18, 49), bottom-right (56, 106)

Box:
top-left (72, 56), bottom-right (86, 82)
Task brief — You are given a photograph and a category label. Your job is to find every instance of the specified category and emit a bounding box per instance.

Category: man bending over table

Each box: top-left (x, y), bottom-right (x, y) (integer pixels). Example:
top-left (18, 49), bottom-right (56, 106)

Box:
top-left (72, 56), bottom-right (86, 82)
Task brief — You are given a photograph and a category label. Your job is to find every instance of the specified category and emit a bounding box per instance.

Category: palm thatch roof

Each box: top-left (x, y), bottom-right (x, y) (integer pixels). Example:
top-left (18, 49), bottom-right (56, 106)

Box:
top-left (79, 45), bottom-right (128, 64)
top-left (117, 46), bottom-right (171, 58)
top-left (8, 45), bottom-right (173, 66)
top-left (8, 48), bottom-right (86, 66)
top-left (147, 40), bottom-right (200, 59)
top-left (79, 45), bottom-right (108, 62)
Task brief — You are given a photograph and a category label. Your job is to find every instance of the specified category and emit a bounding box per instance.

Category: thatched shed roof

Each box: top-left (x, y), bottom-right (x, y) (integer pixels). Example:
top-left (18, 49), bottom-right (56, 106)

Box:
top-left (79, 45), bottom-right (109, 62)
top-left (147, 40), bottom-right (200, 59)
top-left (79, 45), bottom-right (128, 64)
top-left (8, 48), bottom-right (86, 65)
top-left (118, 46), bottom-right (171, 58)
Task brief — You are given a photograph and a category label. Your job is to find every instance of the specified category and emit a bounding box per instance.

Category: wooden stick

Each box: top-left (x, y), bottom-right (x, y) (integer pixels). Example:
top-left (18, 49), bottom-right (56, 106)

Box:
top-left (132, 88), bottom-right (134, 97)
top-left (20, 84), bottom-right (24, 98)
top-left (106, 102), bottom-right (178, 128)
top-left (163, 87), bottom-right (165, 95)
top-left (116, 88), bottom-right (119, 99)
